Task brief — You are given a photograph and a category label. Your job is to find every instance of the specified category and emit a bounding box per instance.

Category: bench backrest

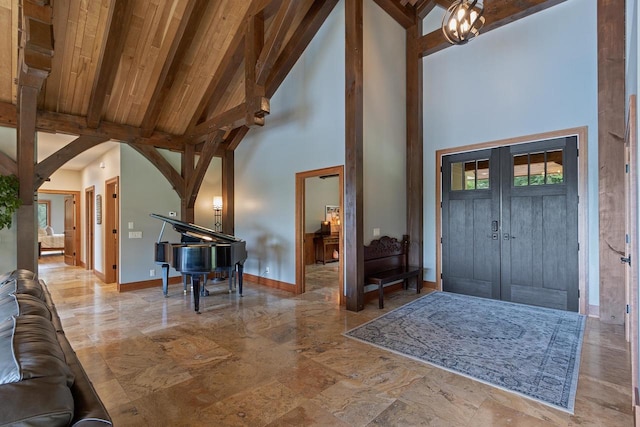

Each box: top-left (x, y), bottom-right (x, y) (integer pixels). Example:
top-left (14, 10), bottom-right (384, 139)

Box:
top-left (363, 235), bottom-right (409, 275)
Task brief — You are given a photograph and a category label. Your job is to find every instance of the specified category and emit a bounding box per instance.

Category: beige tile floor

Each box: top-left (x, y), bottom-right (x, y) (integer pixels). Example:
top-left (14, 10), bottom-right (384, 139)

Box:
top-left (37, 257), bottom-right (634, 426)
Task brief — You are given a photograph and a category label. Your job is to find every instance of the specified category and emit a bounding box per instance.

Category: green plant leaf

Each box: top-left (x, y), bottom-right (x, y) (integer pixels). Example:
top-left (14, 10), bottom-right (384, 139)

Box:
top-left (0, 175), bottom-right (21, 230)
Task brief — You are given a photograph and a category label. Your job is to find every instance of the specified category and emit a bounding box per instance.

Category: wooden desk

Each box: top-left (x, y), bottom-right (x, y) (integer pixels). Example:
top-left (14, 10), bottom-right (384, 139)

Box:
top-left (314, 234), bottom-right (339, 264)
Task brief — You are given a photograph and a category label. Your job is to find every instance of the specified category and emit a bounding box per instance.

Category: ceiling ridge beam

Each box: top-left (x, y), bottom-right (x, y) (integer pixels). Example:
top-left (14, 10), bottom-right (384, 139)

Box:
top-left (140, 0), bottom-right (208, 137)
top-left (255, 0), bottom-right (297, 86)
top-left (129, 141), bottom-right (185, 199)
top-left (265, 0), bottom-right (339, 98)
top-left (86, 0), bottom-right (134, 128)
top-left (372, 0), bottom-right (416, 29)
top-left (418, 0), bottom-right (567, 57)
top-left (35, 135), bottom-right (109, 188)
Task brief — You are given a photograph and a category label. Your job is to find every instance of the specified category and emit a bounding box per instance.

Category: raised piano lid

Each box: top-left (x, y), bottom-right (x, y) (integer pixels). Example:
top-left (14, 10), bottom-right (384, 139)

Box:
top-left (150, 213), bottom-right (244, 243)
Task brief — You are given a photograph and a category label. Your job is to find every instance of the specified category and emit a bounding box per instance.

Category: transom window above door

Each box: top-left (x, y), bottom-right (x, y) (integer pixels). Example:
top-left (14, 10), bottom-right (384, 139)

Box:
top-left (451, 159), bottom-right (490, 191)
top-left (513, 149), bottom-right (564, 186)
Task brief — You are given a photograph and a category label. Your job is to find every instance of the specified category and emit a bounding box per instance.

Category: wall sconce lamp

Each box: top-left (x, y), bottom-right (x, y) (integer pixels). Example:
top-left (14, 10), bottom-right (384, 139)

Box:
top-left (213, 196), bottom-right (223, 232)
top-left (442, 0), bottom-right (485, 45)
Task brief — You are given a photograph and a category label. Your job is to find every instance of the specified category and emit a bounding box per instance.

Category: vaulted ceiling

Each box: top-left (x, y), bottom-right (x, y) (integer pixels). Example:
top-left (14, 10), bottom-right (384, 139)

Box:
top-left (0, 0), bottom-right (565, 160)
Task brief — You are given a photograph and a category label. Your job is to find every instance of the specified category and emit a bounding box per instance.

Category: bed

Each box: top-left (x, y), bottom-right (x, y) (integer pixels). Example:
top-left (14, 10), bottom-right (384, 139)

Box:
top-left (38, 226), bottom-right (64, 256)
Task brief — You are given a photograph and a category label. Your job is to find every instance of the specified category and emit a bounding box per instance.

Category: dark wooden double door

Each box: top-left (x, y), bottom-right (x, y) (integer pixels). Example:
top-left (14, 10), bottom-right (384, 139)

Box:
top-left (442, 137), bottom-right (579, 311)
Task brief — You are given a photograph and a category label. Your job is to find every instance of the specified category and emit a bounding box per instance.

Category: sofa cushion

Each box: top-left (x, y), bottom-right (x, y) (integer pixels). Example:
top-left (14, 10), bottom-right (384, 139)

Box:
top-left (0, 278), bottom-right (46, 301)
top-left (0, 316), bottom-right (74, 386)
top-left (0, 377), bottom-right (75, 426)
top-left (0, 293), bottom-right (52, 321)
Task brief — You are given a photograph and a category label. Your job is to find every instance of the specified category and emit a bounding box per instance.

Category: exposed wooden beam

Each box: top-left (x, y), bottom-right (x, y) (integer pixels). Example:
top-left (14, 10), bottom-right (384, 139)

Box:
top-left (140, 0), bottom-right (208, 137)
top-left (189, 98), bottom-right (269, 139)
top-left (181, 142), bottom-right (195, 221)
top-left (598, 0), bottom-right (626, 325)
top-left (221, 149), bottom-right (234, 234)
top-left (345, 0), bottom-right (364, 312)
top-left (35, 135), bottom-right (109, 188)
top-left (226, 126), bottom-right (250, 151)
top-left (266, 0), bottom-right (339, 98)
top-left (417, 0), bottom-right (567, 57)
top-left (416, 0), bottom-right (438, 19)
top-left (86, 0), bottom-right (134, 128)
top-left (0, 102), bottom-right (185, 150)
top-left (372, 0), bottom-right (416, 29)
top-left (129, 142), bottom-right (185, 200)
top-left (245, 11), bottom-right (265, 127)
top-left (17, 0), bottom-right (53, 272)
top-left (0, 152), bottom-right (17, 176)
top-left (185, 130), bottom-right (225, 211)
top-left (406, 20), bottom-right (424, 291)
top-left (255, 0), bottom-right (296, 86)
top-left (186, 1), bottom-right (269, 133)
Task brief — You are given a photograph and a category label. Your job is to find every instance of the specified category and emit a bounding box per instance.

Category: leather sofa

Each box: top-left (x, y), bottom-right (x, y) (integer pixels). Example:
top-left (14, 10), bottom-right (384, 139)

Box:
top-left (0, 270), bottom-right (112, 426)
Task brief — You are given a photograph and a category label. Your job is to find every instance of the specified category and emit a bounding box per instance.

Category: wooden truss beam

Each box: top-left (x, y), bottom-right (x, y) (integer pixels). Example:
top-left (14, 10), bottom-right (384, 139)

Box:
top-left (128, 142), bottom-right (185, 200)
top-left (255, 0), bottom-right (297, 86)
top-left (266, 0), bottom-right (339, 98)
top-left (188, 98), bottom-right (270, 140)
top-left (35, 135), bottom-right (110, 188)
top-left (0, 102), bottom-right (185, 150)
top-left (245, 11), bottom-right (265, 127)
top-left (86, 0), bottom-right (134, 128)
top-left (185, 130), bottom-right (225, 211)
top-left (17, 0), bottom-right (53, 271)
top-left (0, 152), bottom-right (17, 176)
top-left (372, 0), bottom-right (416, 29)
top-left (140, 0), bottom-right (208, 137)
top-left (417, 0), bottom-right (567, 57)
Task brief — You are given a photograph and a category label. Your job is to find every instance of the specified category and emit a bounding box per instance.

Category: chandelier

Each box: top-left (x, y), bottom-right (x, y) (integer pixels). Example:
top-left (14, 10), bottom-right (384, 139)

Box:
top-left (442, 0), bottom-right (485, 45)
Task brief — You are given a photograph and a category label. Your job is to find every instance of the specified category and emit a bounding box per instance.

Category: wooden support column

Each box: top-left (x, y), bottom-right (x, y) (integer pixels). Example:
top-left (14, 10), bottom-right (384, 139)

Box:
top-left (16, 0), bottom-right (53, 272)
top-left (222, 149), bottom-right (234, 235)
top-left (181, 143), bottom-right (195, 222)
top-left (406, 20), bottom-right (423, 287)
top-left (598, 0), bottom-right (626, 324)
top-left (345, 0), bottom-right (364, 311)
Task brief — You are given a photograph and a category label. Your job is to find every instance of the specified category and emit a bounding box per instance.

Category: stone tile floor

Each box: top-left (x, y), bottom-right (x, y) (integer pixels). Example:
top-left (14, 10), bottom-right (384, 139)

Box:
top-left (38, 257), bottom-right (633, 426)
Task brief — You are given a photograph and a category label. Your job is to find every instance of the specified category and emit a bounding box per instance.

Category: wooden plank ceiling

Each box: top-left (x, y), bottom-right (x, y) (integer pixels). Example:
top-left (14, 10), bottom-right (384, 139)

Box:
top-left (0, 0), bottom-right (565, 155)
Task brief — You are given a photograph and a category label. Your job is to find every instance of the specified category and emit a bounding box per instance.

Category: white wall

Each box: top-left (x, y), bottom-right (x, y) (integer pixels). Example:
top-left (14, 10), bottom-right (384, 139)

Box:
top-left (119, 144), bottom-right (182, 284)
top-left (236, 2), bottom-right (346, 285)
top-left (364, 1), bottom-right (407, 243)
top-left (422, 0), bottom-right (599, 305)
top-left (194, 157), bottom-right (222, 230)
top-left (81, 146), bottom-right (121, 275)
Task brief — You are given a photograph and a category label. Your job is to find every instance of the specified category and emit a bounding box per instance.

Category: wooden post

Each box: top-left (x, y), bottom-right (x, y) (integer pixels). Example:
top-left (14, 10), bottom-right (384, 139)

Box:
top-left (598, 0), bottom-right (626, 324)
top-left (16, 0), bottom-right (53, 272)
top-left (345, 0), bottom-right (364, 311)
top-left (222, 149), bottom-right (234, 235)
top-left (181, 144), bottom-right (194, 222)
top-left (406, 20), bottom-right (423, 290)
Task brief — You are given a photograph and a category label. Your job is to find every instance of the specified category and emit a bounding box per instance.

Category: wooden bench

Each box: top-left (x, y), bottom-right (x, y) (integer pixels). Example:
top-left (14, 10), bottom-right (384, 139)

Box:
top-left (364, 235), bottom-right (422, 309)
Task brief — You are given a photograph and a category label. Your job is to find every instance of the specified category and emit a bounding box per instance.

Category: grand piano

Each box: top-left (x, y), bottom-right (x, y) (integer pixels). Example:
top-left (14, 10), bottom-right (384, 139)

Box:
top-left (151, 213), bottom-right (247, 313)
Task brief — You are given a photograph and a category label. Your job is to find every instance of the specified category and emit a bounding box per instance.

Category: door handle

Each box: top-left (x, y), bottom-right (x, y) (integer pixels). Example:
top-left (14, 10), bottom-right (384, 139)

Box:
top-left (492, 220), bottom-right (499, 232)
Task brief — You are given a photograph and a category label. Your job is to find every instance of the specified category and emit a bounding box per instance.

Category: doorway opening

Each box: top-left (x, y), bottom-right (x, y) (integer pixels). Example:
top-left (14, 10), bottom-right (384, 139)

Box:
top-left (436, 127), bottom-right (589, 314)
top-left (36, 189), bottom-right (80, 266)
top-left (295, 166), bottom-right (344, 303)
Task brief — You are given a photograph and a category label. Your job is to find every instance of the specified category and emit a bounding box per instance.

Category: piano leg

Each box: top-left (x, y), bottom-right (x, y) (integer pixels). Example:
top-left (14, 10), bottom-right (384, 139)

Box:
top-left (201, 274), bottom-right (209, 296)
top-left (183, 275), bottom-right (188, 294)
top-left (238, 263), bottom-right (244, 296)
top-left (191, 274), bottom-right (201, 314)
top-left (228, 268), bottom-right (233, 293)
top-left (161, 264), bottom-right (169, 297)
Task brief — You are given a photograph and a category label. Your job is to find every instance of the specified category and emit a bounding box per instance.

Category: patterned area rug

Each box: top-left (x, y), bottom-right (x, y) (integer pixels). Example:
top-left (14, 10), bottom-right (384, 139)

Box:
top-left (344, 291), bottom-right (586, 413)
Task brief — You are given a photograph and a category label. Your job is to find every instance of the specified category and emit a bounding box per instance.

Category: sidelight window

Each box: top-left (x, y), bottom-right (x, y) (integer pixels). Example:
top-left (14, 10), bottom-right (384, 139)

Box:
top-left (513, 149), bottom-right (564, 186)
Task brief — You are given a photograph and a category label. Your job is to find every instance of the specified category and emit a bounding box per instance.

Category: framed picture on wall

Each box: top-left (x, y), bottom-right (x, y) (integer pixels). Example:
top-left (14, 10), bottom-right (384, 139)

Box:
top-left (96, 194), bottom-right (102, 225)
top-left (325, 205), bottom-right (339, 225)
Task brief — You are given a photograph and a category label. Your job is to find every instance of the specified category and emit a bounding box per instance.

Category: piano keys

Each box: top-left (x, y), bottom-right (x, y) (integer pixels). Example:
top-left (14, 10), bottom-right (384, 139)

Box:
top-left (151, 213), bottom-right (248, 313)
